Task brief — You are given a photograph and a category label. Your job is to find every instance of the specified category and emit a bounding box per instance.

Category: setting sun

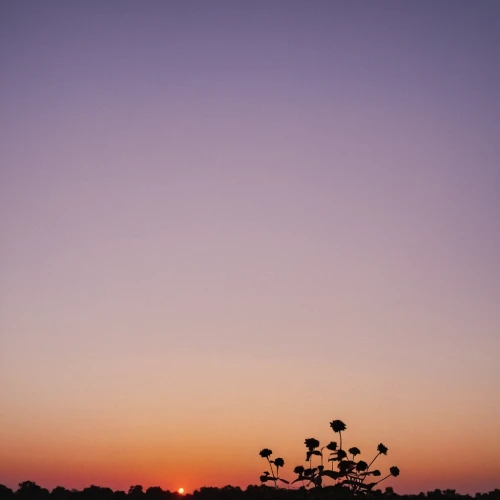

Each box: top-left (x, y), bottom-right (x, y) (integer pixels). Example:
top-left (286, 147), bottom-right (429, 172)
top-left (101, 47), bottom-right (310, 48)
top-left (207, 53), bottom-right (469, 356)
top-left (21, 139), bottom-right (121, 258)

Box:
top-left (178, 488), bottom-right (185, 495)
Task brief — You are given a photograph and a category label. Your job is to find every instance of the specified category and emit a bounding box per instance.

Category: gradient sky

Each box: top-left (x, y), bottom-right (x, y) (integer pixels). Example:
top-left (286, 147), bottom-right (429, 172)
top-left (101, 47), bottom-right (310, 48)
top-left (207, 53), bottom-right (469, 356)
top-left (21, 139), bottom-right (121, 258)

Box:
top-left (1, 0), bottom-right (499, 495)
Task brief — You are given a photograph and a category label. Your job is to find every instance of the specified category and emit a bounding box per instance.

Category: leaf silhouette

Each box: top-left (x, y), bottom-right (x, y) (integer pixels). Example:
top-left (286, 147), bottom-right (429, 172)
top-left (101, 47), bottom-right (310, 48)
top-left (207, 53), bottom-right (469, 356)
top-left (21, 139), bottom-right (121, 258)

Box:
top-left (321, 470), bottom-right (339, 480)
top-left (338, 461), bottom-right (356, 472)
top-left (306, 450), bottom-right (322, 461)
top-left (304, 468), bottom-right (317, 476)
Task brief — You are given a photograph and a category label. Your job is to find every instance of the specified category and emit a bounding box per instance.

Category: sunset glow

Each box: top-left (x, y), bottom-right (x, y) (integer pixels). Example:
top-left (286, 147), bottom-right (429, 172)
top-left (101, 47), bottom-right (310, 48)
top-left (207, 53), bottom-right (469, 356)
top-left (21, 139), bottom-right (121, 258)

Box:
top-left (1, 0), bottom-right (499, 496)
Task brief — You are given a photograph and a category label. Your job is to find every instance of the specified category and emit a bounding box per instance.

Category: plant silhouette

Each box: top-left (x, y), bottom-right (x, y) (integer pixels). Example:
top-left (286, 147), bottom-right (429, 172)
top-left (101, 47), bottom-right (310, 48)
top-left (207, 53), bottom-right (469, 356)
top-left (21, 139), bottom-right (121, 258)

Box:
top-left (330, 420), bottom-right (347, 452)
top-left (1, 482), bottom-right (499, 500)
top-left (258, 418), bottom-right (400, 494)
top-left (259, 449), bottom-right (289, 489)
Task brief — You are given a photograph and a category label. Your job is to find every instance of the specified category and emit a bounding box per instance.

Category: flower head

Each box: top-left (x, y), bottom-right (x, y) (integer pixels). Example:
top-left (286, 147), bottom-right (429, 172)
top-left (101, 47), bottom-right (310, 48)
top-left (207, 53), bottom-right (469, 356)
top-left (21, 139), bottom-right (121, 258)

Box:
top-left (326, 441), bottom-right (337, 451)
top-left (259, 449), bottom-right (272, 458)
top-left (377, 443), bottom-right (388, 455)
top-left (356, 461), bottom-right (368, 472)
top-left (336, 449), bottom-right (347, 460)
top-left (330, 420), bottom-right (347, 433)
top-left (304, 438), bottom-right (320, 450)
top-left (274, 457), bottom-right (284, 468)
top-left (390, 466), bottom-right (400, 477)
top-left (294, 466), bottom-right (304, 475)
top-left (348, 447), bottom-right (361, 456)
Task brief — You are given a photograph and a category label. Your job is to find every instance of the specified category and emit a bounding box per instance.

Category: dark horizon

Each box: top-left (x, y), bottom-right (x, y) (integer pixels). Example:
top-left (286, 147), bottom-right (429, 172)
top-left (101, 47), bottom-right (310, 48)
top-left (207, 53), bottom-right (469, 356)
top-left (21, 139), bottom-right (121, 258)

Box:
top-left (2, 481), bottom-right (500, 499)
top-left (1, 0), bottom-right (499, 495)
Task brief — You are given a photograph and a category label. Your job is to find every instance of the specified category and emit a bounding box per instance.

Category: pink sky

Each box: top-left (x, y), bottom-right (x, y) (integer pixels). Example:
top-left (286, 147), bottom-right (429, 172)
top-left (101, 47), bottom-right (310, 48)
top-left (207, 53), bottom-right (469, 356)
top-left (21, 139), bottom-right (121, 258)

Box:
top-left (1, 1), bottom-right (499, 494)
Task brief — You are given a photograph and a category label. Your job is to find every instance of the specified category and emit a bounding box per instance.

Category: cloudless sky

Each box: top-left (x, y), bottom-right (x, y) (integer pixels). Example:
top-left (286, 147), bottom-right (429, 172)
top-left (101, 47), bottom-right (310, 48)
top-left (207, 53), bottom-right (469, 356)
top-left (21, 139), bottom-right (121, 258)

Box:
top-left (1, 0), bottom-right (499, 494)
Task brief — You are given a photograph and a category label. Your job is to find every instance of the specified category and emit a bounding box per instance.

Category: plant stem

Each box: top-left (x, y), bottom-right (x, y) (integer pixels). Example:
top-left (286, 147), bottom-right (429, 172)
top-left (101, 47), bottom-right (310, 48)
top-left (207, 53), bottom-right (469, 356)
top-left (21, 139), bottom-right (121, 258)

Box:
top-left (267, 458), bottom-right (277, 489)
top-left (367, 452), bottom-right (380, 470)
top-left (375, 474), bottom-right (392, 486)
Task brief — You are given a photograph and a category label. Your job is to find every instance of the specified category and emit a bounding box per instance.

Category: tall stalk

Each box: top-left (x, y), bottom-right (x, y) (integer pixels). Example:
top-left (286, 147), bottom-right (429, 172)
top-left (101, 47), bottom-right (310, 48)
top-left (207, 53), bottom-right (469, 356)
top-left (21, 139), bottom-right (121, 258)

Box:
top-left (267, 457), bottom-right (277, 489)
top-left (367, 452), bottom-right (380, 470)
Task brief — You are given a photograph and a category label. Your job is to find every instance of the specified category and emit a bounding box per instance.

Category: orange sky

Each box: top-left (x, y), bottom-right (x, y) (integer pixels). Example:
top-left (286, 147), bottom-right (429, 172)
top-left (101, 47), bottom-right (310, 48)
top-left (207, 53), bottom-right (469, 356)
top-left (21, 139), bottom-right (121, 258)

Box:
top-left (2, 403), bottom-right (499, 493)
top-left (1, 1), bottom-right (499, 495)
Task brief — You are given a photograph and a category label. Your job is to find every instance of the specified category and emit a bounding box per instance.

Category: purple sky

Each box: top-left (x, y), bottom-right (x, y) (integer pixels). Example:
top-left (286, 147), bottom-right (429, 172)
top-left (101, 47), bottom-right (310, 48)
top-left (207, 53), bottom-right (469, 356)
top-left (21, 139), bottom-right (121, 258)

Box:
top-left (1, 0), bottom-right (500, 493)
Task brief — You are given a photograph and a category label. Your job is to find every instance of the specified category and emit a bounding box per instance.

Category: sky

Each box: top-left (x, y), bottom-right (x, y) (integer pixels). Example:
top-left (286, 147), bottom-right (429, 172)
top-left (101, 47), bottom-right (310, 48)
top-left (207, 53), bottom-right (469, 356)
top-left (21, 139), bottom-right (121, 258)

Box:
top-left (1, 0), bottom-right (499, 495)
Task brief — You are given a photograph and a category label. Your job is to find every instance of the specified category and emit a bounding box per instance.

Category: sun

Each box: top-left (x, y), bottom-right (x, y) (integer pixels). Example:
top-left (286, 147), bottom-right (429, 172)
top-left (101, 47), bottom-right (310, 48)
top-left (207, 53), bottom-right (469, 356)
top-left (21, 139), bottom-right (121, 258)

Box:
top-left (178, 488), bottom-right (185, 495)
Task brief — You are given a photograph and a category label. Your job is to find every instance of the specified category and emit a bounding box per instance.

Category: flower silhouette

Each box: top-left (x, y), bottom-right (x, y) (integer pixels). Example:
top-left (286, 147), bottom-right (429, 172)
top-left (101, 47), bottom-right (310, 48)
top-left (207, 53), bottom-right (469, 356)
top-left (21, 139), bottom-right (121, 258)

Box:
top-left (329, 420), bottom-right (346, 433)
top-left (356, 460), bottom-right (368, 471)
top-left (378, 443), bottom-right (388, 455)
top-left (390, 466), bottom-right (400, 477)
top-left (373, 466), bottom-right (401, 488)
top-left (329, 420), bottom-right (346, 450)
top-left (368, 442), bottom-right (389, 470)
top-left (304, 438), bottom-right (320, 450)
top-left (259, 448), bottom-right (278, 489)
top-left (257, 418), bottom-right (400, 492)
top-left (348, 447), bottom-right (360, 457)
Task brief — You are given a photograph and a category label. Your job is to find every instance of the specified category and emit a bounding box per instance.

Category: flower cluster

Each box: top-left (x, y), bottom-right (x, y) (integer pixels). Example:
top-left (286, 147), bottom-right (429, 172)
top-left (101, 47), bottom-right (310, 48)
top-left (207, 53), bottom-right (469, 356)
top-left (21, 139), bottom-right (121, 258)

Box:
top-left (258, 418), bottom-right (400, 494)
top-left (258, 449), bottom-right (289, 489)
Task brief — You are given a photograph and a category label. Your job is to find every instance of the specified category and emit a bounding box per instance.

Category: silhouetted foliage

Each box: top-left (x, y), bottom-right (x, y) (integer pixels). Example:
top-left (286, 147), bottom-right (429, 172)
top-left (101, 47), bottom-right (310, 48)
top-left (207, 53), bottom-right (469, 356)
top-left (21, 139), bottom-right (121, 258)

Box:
top-left (259, 418), bottom-right (401, 494)
top-left (16, 482), bottom-right (49, 500)
top-left (128, 488), bottom-right (144, 498)
top-left (0, 485), bottom-right (15, 500)
top-left (50, 487), bottom-right (69, 500)
top-left (0, 483), bottom-right (499, 500)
